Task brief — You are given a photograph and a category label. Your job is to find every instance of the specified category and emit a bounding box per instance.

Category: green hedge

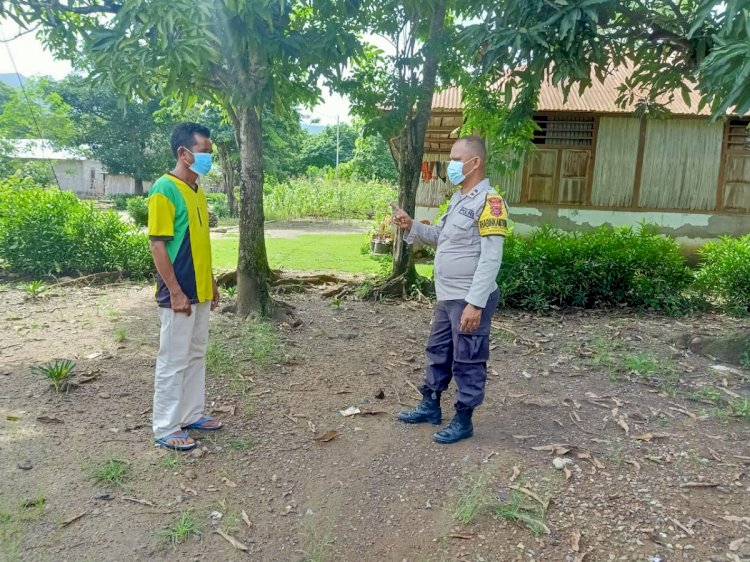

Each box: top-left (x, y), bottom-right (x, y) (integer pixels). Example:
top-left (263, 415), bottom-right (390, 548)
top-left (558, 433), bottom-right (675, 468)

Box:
top-left (497, 225), bottom-right (694, 314)
top-left (126, 196), bottom-right (149, 227)
top-left (0, 181), bottom-right (152, 277)
top-left (695, 235), bottom-right (750, 315)
top-left (205, 192), bottom-right (230, 218)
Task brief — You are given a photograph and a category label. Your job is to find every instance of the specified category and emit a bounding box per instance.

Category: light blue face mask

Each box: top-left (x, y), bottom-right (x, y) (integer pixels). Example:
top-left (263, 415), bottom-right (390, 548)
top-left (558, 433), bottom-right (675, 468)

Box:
top-left (447, 157), bottom-right (476, 185)
top-left (185, 148), bottom-right (213, 176)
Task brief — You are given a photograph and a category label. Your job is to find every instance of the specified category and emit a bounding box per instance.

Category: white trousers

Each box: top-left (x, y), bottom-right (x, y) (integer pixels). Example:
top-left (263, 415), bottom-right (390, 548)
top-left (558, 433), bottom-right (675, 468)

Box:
top-left (152, 302), bottom-right (210, 439)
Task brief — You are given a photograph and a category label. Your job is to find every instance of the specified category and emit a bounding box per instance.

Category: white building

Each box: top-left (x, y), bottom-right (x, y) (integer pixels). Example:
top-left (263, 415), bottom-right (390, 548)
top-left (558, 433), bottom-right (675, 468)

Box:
top-left (8, 139), bottom-right (151, 197)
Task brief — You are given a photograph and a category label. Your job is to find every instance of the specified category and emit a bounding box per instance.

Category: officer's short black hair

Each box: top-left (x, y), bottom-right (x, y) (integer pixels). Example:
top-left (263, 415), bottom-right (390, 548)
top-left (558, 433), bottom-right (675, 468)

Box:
top-left (457, 135), bottom-right (487, 161)
top-left (171, 122), bottom-right (211, 158)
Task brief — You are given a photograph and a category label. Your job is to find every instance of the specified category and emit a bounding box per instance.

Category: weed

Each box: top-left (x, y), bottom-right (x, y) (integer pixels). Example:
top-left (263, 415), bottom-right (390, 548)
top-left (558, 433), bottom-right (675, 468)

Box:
top-left (493, 491), bottom-right (548, 535)
top-left (20, 279), bottom-right (47, 299)
top-left (223, 285), bottom-right (237, 298)
top-left (301, 516), bottom-right (334, 562)
top-left (228, 438), bottom-right (255, 451)
top-left (242, 322), bottom-right (284, 369)
top-left (688, 386), bottom-right (724, 405)
top-left (105, 307), bottom-right (122, 320)
top-left (621, 353), bottom-right (660, 377)
top-left (453, 470), bottom-right (492, 525)
top-left (158, 453), bottom-right (182, 471)
top-left (114, 327), bottom-right (127, 343)
top-left (608, 440), bottom-right (625, 469)
top-left (206, 342), bottom-right (237, 376)
top-left (731, 398), bottom-right (750, 420)
top-left (91, 459), bottom-right (130, 486)
top-left (331, 297), bottom-right (342, 309)
top-left (158, 511), bottom-right (202, 549)
top-left (713, 407), bottom-right (731, 425)
top-left (32, 359), bottom-right (76, 394)
top-left (583, 336), bottom-right (618, 380)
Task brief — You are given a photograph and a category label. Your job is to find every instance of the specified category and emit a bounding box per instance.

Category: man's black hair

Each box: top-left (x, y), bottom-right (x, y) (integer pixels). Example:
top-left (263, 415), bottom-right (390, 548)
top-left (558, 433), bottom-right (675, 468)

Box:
top-left (170, 122), bottom-right (211, 158)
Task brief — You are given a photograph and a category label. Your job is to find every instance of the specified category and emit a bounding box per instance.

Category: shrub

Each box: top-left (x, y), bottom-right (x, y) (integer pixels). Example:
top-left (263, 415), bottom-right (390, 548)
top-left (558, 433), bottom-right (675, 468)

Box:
top-left (110, 193), bottom-right (136, 211)
top-left (498, 225), bottom-right (693, 314)
top-left (0, 182), bottom-right (153, 277)
top-left (126, 196), bottom-right (149, 227)
top-left (264, 178), bottom-right (396, 221)
top-left (205, 192), bottom-right (229, 218)
top-left (694, 235), bottom-right (750, 315)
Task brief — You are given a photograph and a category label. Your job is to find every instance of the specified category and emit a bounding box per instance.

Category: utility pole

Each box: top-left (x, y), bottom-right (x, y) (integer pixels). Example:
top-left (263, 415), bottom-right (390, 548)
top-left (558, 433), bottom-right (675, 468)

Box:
top-left (335, 115), bottom-right (340, 180)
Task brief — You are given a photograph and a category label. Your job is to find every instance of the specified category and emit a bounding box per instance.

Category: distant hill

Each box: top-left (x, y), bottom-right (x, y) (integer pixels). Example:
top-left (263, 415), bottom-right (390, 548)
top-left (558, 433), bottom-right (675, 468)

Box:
top-left (301, 122), bottom-right (325, 135)
top-left (0, 73), bottom-right (27, 87)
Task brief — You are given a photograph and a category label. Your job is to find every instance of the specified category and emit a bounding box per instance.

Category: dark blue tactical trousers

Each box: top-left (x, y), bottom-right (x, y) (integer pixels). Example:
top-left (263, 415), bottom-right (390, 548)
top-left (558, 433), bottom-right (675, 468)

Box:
top-left (419, 290), bottom-right (499, 410)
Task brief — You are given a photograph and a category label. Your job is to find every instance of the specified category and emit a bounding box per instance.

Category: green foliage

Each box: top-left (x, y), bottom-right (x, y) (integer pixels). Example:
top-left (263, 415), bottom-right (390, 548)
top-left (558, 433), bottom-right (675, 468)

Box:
top-left (90, 459), bottom-right (130, 486)
top-left (110, 194), bottom-right (136, 211)
top-left (32, 359), bottom-right (76, 394)
top-left (126, 196), bottom-right (149, 228)
top-left (695, 235), bottom-right (750, 315)
top-left (20, 279), bottom-right (47, 299)
top-left (205, 193), bottom-right (229, 218)
top-left (300, 122), bottom-right (358, 170)
top-left (341, 130), bottom-right (397, 182)
top-left (0, 181), bottom-right (152, 276)
top-left (498, 225), bottom-right (693, 314)
top-left (0, 77), bottom-right (75, 144)
top-left (264, 178), bottom-right (396, 221)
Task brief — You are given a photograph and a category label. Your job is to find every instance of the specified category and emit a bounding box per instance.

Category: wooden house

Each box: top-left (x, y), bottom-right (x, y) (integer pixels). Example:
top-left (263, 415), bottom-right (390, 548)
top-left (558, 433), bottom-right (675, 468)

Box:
top-left (417, 66), bottom-right (750, 251)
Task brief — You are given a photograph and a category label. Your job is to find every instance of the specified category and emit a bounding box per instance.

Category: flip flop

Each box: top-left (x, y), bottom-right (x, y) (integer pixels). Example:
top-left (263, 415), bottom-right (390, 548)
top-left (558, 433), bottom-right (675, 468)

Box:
top-left (154, 431), bottom-right (196, 451)
top-left (182, 416), bottom-right (223, 431)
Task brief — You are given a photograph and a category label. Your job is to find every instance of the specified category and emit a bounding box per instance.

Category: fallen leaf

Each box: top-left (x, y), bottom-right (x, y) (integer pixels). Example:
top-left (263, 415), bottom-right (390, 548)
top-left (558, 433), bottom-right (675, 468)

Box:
top-left (680, 482), bottom-right (719, 488)
top-left (6, 415), bottom-right (20, 421)
top-left (509, 485), bottom-right (550, 511)
top-left (509, 466), bottom-right (521, 483)
top-left (448, 532), bottom-right (475, 540)
top-left (313, 430), bottom-right (340, 443)
top-left (513, 434), bottom-right (536, 440)
top-left (632, 432), bottom-right (670, 442)
top-left (222, 477), bottom-right (237, 489)
top-left (85, 352), bottom-right (102, 360)
top-left (616, 416), bottom-right (630, 435)
top-left (179, 483), bottom-right (198, 496)
top-left (531, 444), bottom-right (571, 456)
top-left (215, 529), bottom-right (248, 551)
top-left (723, 516), bottom-right (750, 523)
top-left (730, 538), bottom-right (745, 552)
top-left (670, 517), bottom-right (694, 537)
top-left (571, 529), bottom-right (581, 552)
top-left (564, 466), bottom-right (572, 480)
top-left (359, 408), bottom-right (389, 415)
top-left (339, 406), bottom-right (361, 417)
top-left (121, 496), bottom-right (155, 507)
top-left (625, 459), bottom-right (641, 473)
top-left (36, 416), bottom-right (63, 424)
top-left (241, 510), bottom-right (253, 529)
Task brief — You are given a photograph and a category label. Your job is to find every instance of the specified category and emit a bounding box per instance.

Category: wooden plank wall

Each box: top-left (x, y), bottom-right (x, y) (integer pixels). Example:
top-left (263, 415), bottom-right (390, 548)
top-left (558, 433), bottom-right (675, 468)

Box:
top-left (591, 117), bottom-right (640, 207)
top-left (639, 120), bottom-right (723, 210)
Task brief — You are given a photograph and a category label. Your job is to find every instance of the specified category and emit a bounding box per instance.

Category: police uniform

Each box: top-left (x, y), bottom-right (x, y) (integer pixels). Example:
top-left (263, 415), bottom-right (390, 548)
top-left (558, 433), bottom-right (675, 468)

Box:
top-left (403, 178), bottom-right (507, 437)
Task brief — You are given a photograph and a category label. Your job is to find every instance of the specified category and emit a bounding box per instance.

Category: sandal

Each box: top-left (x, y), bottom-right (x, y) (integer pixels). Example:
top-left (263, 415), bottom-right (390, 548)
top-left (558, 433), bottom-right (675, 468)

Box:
top-left (155, 431), bottom-right (196, 451)
top-left (182, 416), bottom-right (223, 431)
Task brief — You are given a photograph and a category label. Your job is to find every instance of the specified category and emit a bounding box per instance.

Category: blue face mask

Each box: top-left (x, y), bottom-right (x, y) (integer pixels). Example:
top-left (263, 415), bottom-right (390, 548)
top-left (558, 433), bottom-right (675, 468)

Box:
top-left (447, 158), bottom-right (475, 185)
top-left (185, 148), bottom-right (212, 176)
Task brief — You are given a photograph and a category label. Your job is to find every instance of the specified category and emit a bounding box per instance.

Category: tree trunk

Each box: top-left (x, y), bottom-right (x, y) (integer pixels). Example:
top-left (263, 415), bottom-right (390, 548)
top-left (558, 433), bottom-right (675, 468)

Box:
top-left (390, 0), bottom-right (447, 284)
top-left (217, 143), bottom-right (237, 217)
top-left (236, 107), bottom-right (273, 318)
top-left (134, 178), bottom-right (144, 196)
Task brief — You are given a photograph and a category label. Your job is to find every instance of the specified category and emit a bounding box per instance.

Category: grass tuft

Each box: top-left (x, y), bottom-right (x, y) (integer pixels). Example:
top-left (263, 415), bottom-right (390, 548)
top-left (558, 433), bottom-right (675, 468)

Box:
top-left (158, 511), bottom-right (202, 549)
top-left (91, 459), bottom-right (130, 486)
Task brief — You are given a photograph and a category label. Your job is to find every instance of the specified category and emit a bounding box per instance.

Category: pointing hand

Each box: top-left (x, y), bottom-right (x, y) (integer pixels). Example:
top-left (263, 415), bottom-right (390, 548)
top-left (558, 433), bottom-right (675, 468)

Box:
top-left (390, 201), bottom-right (413, 230)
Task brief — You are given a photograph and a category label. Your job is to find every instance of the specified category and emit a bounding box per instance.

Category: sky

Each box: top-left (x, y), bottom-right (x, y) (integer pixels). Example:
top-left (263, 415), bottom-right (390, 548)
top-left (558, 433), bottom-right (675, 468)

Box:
top-left (0, 19), bottom-right (352, 126)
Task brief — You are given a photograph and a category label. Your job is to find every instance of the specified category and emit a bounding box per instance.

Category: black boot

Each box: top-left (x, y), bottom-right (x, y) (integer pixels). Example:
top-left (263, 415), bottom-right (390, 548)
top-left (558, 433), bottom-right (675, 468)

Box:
top-left (433, 407), bottom-right (473, 444)
top-left (397, 391), bottom-right (442, 425)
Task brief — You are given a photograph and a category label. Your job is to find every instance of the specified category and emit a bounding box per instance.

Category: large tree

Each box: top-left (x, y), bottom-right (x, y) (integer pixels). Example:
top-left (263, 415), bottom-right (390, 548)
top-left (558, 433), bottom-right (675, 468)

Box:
top-left (2, 1), bottom-right (362, 318)
top-left (57, 74), bottom-right (173, 195)
top-left (338, 0), bottom-right (454, 295)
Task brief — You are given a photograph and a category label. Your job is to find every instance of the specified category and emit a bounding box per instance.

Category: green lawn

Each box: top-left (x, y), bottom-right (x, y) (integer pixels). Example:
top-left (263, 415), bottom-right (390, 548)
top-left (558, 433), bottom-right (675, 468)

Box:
top-left (212, 233), bottom-right (433, 277)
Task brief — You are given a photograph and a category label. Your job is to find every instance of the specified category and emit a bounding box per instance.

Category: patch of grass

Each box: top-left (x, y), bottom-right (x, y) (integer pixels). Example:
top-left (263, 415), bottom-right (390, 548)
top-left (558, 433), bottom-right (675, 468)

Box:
top-left (493, 491), bottom-right (548, 535)
top-left (158, 453), bottom-right (183, 471)
top-left (301, 516), bottom-right (334, 562)
top-left (206, 342), bottom-right (237, 377)
top-left (20, 279), bottom-right (47, 299)
top-left (212, 234), bottom-right (433, 277)
top-left (223, 285), bottom-right (237, 298)
top-left (688, 386), bottom-right (724, 405)
top-left (582, 336), bottom-right (619, 381)
top-left (114, 327), bottom-right (127, 343)
top-left (158, 511), bottom-right (202, 549)
top-left (90, 459), bottom-right (130, 486)
top-left (621, 353), bottom-right (660, 377)
top-left (228, 437), bottom-right (255, 451)
top-left (453, 470), bottom-right (492, 525)
top-left (242, 321), bottom-right (283, 369)
top-left (32, 359), bottom-right (76, 394)
top-left (730, 398), bottom-right (750, 420)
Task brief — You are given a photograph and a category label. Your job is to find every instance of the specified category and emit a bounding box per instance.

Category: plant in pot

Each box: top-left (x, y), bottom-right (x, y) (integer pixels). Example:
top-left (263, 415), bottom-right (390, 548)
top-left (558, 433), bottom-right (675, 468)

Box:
top-left (370, 215), bottom-right (394, 255)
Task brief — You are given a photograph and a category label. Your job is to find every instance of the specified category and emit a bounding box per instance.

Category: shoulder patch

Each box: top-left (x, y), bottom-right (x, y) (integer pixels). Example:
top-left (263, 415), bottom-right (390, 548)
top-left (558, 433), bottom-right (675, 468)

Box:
top-left (478, 195), bottom-right (508, 237)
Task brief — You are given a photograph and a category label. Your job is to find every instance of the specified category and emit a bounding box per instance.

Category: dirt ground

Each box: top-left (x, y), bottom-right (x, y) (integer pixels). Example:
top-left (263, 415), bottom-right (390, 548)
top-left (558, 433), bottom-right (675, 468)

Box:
top-left (1, 281), bottom-right (750, 562)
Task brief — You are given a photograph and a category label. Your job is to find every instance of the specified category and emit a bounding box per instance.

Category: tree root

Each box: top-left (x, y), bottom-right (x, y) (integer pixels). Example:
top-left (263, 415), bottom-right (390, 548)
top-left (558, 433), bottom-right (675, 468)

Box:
top-left (51, 270), bottom-right (152, 287)
top-left (216, 269), bottom-right (350, 289)
top-left (366, 273), bottom-right (435, 301)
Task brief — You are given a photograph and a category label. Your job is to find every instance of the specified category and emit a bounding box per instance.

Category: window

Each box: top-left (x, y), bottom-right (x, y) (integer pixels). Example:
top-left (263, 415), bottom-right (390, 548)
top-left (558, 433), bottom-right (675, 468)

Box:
top-left (532, 115), bottom-right (595, 146)
top-left (727, 119), bottom-right (750, 152)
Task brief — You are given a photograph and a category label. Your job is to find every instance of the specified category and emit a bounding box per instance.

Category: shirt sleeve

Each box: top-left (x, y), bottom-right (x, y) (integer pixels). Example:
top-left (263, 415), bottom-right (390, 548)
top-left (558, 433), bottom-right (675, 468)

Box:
top-left (405, 220), bottom-right (442, 247)
top-left (465, 236), bottom-right (504, 308)
top-left (147, 192), bottom-right (175, 240)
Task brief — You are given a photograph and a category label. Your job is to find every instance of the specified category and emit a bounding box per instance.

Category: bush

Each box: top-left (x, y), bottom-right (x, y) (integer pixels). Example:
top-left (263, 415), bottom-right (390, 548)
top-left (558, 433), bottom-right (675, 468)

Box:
top-left (126, 196), bottom-right (149, 227)
top-left (694, 235), bottom-right (750, 315)
top-left (264, 178), bottom-right (396, 221)
top-left (110, 193), bottom-right (137, 211)
top-left (205, 192), bottom-right (229, 218)
top-left (0, 181), bottom-right (153, 276)
top-left (498, 225), bottom-right (693, 314)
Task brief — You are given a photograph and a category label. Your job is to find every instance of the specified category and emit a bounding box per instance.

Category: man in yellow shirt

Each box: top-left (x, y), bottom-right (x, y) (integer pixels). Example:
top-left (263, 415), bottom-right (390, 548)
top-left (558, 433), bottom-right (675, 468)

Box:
top-left (148, 123), bottom-right (221, 451)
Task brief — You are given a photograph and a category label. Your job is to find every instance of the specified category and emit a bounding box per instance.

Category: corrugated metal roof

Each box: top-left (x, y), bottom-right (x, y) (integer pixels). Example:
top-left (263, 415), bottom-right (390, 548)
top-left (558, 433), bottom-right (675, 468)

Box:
top-left (432, 65), bottom-right (711, 116)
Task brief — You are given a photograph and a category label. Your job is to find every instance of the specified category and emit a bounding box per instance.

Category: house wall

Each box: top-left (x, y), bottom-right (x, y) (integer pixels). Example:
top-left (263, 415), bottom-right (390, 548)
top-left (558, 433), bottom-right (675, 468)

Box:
top-left (53, 159), bottom-right (105, 196)
top-left (590, 117), bottom-right (640, 207)
top-left (104, 175), bottom-right (154, 195)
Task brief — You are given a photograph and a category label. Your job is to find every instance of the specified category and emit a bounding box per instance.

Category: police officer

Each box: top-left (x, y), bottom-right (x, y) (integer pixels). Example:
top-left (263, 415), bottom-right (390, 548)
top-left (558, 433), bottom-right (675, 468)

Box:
top-left (392, 136), bottom-right (507, 444)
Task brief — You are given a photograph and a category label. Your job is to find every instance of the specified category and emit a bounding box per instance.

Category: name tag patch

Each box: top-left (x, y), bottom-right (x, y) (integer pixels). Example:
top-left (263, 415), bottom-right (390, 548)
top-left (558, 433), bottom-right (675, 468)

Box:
top-left (458, 208), bottom-right (475, 219)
